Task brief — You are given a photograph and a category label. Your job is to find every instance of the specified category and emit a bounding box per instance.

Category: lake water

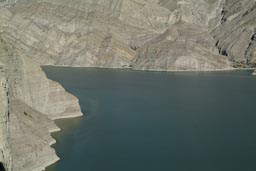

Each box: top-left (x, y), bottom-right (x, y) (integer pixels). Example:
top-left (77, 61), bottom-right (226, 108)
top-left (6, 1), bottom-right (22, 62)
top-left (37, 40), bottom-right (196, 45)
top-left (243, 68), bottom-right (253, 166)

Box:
top-left (43, 67), bottom-right (256, 171)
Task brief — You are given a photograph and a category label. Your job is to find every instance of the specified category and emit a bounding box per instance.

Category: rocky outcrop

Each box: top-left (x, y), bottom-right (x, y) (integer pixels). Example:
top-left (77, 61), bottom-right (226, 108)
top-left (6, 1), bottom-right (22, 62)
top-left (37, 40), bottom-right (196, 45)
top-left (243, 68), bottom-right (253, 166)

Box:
top-left (0, 1), bottom-right (234, 71)
top-left (9, 99), bottom-right (60, 171)
top-left (133, 23), bottom-right (232, 71)
top-left (0, 0), bottom-right (255, 171)
top-left (211, 0), bottom-right (256, 67)
top-left (0, 34), bottom-right (82, 171)
top-left (0, 66), bottom-right (12, 171)
top-left (0, 1), bottom-right (254, 70)
top-left (0, 37), bottom-right (82, 120)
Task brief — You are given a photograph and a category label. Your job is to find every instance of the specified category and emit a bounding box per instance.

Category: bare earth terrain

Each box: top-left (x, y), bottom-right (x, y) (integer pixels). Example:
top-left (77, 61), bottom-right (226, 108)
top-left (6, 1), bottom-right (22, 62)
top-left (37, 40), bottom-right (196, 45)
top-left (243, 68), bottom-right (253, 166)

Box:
top-left (0, 0), bottom-right (255, 171)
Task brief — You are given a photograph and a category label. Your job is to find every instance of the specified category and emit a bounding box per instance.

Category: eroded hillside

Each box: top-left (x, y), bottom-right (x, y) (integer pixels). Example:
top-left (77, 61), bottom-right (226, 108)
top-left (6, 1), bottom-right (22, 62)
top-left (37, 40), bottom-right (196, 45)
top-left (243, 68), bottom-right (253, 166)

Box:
top-left (2, 0), bottom-right (253, 70)
top-left (0, 0), bottom-right (255, 171)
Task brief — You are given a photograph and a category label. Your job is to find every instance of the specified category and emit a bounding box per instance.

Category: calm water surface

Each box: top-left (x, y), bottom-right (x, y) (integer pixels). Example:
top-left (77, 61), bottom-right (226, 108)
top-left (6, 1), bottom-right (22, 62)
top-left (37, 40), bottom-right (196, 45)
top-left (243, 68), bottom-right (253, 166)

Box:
top-left (43, 67), bottom-right (256, 171)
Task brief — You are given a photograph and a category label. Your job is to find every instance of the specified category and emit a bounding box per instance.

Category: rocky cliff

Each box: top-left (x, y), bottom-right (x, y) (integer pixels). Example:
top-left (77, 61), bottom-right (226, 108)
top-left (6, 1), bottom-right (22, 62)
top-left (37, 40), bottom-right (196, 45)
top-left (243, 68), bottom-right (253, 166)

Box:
top-left (0, 65), bottom-right (12, 171)
top-left (211, 0), bottom-right (256, 67)
top-left (0, 0), bottom-right (256, 171)
top-left (0, 0), bottom-right (254, 70)
top-left (0, 0), bottom-right (239, 70)
top-left (0, 33), bottom-right (82, 171)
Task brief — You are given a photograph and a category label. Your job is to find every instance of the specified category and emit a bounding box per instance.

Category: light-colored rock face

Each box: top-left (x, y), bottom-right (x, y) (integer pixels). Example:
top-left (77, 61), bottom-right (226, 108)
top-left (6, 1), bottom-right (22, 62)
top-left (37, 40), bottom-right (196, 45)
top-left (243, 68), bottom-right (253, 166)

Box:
top-left (0, 0), bottom-right (242, 71)
top-left (0, 34), bottom-right (82, 171)
top-left (10, 99), bottom-right (60, 171)
top-left (0, 1), bottom-right (255, 171)
top-left (0, 67), bottom-right (12, 171)
top-left (0, 3), bottom-right (140, 67)
top-left (133, 23), bottom-right (232, 71)
top-left (0, 37), bottom-right (82, 119)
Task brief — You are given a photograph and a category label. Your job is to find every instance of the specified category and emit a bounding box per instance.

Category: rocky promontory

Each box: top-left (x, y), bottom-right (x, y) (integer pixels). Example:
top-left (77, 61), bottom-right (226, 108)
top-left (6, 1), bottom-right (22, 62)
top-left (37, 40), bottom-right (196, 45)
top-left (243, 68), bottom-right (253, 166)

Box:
top-left (0, 34), bottom-right (82, 171)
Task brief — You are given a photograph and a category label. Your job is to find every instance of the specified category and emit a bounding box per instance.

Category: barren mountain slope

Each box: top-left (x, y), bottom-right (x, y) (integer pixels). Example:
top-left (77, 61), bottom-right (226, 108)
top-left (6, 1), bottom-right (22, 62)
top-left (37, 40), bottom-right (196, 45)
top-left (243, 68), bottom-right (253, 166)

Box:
top-left (0, 0), bottom-right (239, 70)
top-left (212, 0), bottom-right (256, 67)
top-left (0, 35), bottom-right (82, 171)
top-left (0, 0), bottom-right (256, 171)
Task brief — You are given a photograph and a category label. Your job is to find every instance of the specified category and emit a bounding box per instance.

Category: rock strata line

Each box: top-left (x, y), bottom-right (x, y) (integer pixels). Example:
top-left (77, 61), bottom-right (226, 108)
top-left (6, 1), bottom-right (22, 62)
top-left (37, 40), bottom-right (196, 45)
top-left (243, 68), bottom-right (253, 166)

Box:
top-left (0, 1), bottom-right (256, 171)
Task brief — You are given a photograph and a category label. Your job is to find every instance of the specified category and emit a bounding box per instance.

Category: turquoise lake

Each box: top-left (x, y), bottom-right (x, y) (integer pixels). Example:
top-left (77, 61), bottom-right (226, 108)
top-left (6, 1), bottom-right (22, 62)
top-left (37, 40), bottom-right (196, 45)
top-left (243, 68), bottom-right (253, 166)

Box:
top-left (43, 67), bottom-right (256, 171)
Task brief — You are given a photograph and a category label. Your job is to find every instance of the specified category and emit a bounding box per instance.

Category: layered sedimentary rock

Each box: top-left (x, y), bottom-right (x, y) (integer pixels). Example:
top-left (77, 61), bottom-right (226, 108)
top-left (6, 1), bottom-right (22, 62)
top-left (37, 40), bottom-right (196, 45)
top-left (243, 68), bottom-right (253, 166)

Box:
top-left (9, 99), bottom-right (60, 171)
top-left (0, 0), bottom-right (235, 70)
top-left (133, 23), bottom-right (232, 71)
top-left (211, 0), bottom-right (256, 67)
top-left (0, 66), bottom-right (12, 171)
top-left (0, 37), bottom-right (82, 119)
top-left (0, 0), bottom-right (255, 69)
top-left (0, 34), bottom-right (82, 171)
top-left (0, 0), bottom-right (256, 171)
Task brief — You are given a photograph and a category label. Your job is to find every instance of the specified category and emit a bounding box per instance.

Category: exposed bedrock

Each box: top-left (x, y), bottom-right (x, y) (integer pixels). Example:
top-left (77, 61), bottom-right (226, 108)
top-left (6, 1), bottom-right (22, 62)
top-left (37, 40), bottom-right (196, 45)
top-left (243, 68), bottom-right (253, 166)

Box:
top-left (0, 37), bottom-right (82, 120)
top-left (211, 0), bottom-right (256, 67)
top-left (132, 23), bottom-right (232, 71)
top-left (0, 0), bottom-right (256, 171)
top-left (0, 1), bottom-right (235, 70)
top-left (0, 35), bottom-right (82, 171)
top-left (0, 65), bottom-right (12, 171)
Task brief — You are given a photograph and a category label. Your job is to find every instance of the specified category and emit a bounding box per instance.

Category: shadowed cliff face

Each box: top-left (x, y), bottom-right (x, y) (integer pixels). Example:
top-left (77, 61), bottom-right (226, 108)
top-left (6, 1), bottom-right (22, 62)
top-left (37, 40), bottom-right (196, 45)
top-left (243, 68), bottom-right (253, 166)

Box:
top-left (0, 162), bottom-right (6, 171)
top-left (212, 0), bottom-right (256, 67)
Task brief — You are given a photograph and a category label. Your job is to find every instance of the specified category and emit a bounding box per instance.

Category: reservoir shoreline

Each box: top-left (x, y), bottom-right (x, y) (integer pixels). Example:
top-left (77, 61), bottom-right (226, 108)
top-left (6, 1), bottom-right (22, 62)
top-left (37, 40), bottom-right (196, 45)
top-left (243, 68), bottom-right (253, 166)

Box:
top-left (43, 67), bottom-right (256, 171)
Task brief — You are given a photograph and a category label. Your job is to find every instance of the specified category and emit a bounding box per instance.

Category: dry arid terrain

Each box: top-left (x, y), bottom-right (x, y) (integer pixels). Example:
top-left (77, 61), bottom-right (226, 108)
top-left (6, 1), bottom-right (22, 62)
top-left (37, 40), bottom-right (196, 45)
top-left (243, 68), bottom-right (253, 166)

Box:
top-left (0, 0), bottom-right (256, 171)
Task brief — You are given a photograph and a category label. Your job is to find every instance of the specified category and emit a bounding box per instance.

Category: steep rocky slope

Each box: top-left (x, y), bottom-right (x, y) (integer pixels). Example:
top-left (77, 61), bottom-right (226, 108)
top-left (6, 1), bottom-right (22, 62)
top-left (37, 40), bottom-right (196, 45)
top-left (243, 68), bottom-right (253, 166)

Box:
top-left (0, 0), bottom-right (256, 171)
top-left (0, 66), bottom-right (12, 171)
top-left (0, 0), bottom-right (234, 70)
top-left (9, 99), bottom-right (60, 171)
top-left (132, 23), bottom-right (232, 71)
top-left (0, 35), bottom-right (82, 171)
top-left (211, 0), bottom-right (256, 67)
top-left (0, 0), bottom-right (253, 70)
